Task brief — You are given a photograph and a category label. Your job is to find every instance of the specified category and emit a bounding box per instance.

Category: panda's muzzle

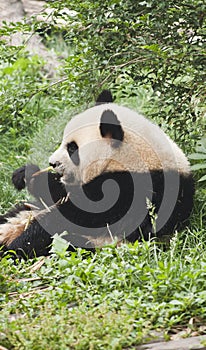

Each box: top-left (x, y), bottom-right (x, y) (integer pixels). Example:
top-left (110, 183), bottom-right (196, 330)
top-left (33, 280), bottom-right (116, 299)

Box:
top-left (49, 161), bottom-right (64, 176)
top-left (48, 165), bottom-right (76, 190)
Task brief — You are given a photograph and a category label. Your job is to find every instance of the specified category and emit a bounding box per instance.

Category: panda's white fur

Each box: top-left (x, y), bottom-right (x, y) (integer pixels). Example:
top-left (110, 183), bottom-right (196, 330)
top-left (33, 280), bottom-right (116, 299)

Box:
top-left (49, 103), bottom-right (191, 185)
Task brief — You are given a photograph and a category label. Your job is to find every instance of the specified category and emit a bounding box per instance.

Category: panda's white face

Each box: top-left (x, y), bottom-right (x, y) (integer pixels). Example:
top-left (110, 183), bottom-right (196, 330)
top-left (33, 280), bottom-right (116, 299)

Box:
top-left (49, 103), bottom-right (191, 188)
top-left (50, 126), bottom-right (115, 186)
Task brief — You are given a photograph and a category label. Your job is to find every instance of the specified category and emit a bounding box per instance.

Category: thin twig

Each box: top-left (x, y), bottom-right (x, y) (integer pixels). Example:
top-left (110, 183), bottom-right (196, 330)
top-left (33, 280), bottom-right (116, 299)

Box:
top-left (8, 286), bottom-right (50, 298)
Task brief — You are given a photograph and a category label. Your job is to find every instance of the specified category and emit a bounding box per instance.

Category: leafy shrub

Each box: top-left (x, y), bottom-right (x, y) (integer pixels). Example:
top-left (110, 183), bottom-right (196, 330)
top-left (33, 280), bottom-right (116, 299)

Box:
top-left (43, 0), bottom-right (205, 148)
top-left (189, 137), bottom-right (206, 182)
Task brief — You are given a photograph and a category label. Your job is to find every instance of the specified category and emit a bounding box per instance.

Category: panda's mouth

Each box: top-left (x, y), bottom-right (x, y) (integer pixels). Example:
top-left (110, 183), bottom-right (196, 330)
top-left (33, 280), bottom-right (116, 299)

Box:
top-left (48, 163), bottom-right (80, 187)
top-left (52, 164), bottom-right (65, 177)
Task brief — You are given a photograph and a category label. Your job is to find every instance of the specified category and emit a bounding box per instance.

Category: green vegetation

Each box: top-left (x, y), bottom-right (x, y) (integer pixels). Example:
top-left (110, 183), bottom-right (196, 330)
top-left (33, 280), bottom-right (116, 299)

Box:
top-left (0, 0), bottom-right (205, 349)
top-left (1, 237), bottom-right (206, 350)
top-left (189, 137), bottom-right (206, 182)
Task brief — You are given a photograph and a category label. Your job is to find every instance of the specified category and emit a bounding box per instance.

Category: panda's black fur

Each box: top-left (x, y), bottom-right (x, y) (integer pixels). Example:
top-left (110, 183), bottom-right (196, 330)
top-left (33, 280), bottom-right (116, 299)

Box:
top-left (0, 91), bottom-right (195, 259)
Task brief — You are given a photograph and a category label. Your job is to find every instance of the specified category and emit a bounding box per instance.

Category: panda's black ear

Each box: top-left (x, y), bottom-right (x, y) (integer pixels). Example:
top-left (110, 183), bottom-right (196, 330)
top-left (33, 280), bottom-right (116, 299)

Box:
top-left (100, 110), bottom-right (124, 147)
top-left (95, 90), bottom-right (114, 105)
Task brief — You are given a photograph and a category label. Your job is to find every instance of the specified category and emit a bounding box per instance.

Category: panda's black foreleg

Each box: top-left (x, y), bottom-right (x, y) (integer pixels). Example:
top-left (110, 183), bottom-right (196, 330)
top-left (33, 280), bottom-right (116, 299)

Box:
top-left (12, 164), bottom-right (67, 207)
top-left (1, 165), bottom-right (69, 259)
top-left (12, 164), bottom-right (40, 191)
top-left (27, 170), bottom-right (67, 207)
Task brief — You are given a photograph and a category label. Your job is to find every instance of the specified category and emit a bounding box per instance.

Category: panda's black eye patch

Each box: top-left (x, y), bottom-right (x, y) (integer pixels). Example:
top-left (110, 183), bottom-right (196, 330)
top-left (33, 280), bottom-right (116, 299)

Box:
top-left (67, 141), bottom-right (80, 166)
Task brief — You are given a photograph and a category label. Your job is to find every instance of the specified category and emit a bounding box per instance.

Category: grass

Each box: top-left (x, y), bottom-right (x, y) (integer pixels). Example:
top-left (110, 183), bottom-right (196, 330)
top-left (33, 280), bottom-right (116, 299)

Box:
top-left (1, 236), bottom-right (206, 349)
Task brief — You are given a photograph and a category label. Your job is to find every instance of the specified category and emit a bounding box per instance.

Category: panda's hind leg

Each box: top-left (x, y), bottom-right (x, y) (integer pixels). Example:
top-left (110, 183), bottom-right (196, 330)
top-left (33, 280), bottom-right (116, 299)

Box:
top-left (0, 205), bottom-right (32, 252)
top-left (6, 219), bottom-right (53, 259)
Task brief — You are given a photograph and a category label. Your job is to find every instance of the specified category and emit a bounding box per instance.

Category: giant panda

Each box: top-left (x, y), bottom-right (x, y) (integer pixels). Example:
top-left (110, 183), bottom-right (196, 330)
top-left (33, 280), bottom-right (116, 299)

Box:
top-left (0, 90), bottom-right (194, 259)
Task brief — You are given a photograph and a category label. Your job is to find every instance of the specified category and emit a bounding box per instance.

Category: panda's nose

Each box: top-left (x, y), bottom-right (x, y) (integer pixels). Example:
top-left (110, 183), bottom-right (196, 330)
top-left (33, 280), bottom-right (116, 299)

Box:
top-left (49, 161), bottom-right (61, 169)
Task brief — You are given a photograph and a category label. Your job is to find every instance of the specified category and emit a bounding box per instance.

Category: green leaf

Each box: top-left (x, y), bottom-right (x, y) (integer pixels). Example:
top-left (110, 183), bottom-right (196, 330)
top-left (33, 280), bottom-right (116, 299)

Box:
top-left (50, 233), bottom-right (70, 255)
top-left (199, 174), bottom-right (206, 182)
top-left (191, 163), bottom-right (206, 171)
top-left (189, 153), bottom-right (206, 160)
top-left (169, 300), bottom-right (184, 306)
top-left (173, 75), bottom-right (193, 85)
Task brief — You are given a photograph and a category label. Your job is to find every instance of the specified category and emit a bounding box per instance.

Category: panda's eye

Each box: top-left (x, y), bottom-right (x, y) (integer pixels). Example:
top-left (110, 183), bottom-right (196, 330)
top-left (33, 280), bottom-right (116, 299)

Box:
top-left (67, 141), bottom-right (80, 166)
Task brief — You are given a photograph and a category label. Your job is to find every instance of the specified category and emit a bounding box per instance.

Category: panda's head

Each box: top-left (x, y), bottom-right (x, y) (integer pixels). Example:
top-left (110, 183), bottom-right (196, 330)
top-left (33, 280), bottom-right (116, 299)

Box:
top-left (49, 91), bottom-right (190, 189)
top-left (49, 106), bottom-right (126, 188)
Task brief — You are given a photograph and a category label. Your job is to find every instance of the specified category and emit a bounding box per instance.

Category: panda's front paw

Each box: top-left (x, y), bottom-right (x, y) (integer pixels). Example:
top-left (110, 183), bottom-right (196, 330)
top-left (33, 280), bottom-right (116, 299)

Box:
top-left (12, 164), bottom-right (40, 191)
